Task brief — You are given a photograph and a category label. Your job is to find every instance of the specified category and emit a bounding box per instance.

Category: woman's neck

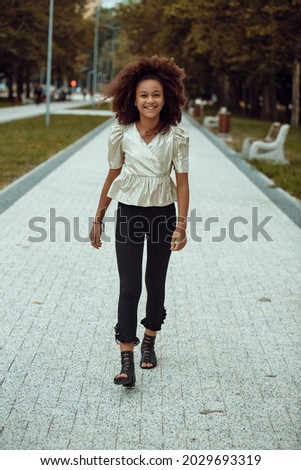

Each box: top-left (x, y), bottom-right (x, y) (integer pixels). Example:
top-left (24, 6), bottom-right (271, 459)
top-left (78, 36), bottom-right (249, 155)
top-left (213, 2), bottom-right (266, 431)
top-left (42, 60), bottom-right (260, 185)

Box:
top-left (137, 117), bottom-right (160, 134)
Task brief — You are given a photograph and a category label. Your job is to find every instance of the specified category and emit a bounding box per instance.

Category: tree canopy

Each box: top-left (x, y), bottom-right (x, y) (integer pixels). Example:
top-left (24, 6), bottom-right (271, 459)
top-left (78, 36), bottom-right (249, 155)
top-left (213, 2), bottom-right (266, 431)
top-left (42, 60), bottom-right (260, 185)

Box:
top-left (0, 0), bottom-right (300, 125)
top-left (0, 0), bottom-right (93, 99)
top-left (114, 0), bottom-right (301, 124)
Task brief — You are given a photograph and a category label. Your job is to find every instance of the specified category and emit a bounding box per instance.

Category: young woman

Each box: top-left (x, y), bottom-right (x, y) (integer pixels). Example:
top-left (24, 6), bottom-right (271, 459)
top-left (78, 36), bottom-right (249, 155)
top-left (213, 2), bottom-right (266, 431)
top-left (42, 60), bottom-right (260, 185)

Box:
top-left (90, 56), bottom-right (189, 387)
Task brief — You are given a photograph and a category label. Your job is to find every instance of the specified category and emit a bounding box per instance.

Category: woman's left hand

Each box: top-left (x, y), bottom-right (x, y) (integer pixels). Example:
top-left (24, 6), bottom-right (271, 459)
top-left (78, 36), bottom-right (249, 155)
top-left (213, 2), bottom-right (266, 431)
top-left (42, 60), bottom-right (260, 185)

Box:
top-left (170, 226), bottom-right (187, 251)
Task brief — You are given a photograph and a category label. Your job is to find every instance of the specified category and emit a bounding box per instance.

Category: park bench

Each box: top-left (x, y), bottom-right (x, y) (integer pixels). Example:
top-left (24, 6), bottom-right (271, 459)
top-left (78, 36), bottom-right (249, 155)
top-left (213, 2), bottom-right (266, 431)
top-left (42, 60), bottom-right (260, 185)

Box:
top-left (242, 122), bottom-right (290, 163)
top-left (203, 107), bottom-right (229, 130)
top-left (242, 122), bottom-right (281, 156)
top-left (203, 114), bottom-right (219, 128)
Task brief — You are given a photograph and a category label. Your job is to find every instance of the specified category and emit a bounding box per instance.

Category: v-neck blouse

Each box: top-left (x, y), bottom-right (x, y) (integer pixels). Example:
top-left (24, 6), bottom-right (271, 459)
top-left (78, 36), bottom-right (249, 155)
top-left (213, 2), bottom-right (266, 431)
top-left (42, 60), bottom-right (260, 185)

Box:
top-left (106, 122), bottom-right (189, 207)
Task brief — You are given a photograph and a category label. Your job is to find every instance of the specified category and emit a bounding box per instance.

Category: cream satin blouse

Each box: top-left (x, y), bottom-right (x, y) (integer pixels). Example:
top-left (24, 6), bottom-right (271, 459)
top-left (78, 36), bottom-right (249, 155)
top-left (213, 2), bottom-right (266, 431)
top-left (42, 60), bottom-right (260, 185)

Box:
top-left (107, 122), bottom-right (189, 207)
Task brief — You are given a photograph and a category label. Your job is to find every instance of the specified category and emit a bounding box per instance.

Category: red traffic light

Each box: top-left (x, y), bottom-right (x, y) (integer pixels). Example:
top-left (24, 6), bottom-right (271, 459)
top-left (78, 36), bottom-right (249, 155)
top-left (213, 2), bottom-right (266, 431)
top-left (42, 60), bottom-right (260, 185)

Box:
top-left (70, 80), bottom-right (77, 87)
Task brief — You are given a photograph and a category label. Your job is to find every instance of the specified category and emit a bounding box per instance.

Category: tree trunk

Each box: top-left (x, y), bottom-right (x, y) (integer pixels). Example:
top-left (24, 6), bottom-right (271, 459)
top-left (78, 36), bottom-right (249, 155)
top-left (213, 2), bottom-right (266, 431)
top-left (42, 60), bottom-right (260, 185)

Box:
top-left (215, 73), bottom-right (240, 111)
top-left (17, 65), bottom-right (24, 102)
top-left (242, 85), bottom-right (247, 115)
top-left (249, 86), bottom-right (260, 118)
top-left (227, 80), bottom-right (241, 112)
top-left (216, 72), bottom-right (228, 108)
top-left (222, 73), bottom-right (230, 108)
top-left (260, 84), bottom-right (277, 121)
top-left (291, 58), bottom-right (300, 127)
top-left (26, 66), bottom-right (31, 99)
top-left (8, 74), bottom-right (14, 101)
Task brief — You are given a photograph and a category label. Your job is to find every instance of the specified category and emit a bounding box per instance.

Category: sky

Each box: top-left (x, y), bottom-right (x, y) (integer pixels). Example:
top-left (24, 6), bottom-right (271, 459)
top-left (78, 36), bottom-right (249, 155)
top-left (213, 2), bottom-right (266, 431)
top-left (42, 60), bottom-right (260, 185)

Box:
top-left (102, 0), bottom-right (123, 7)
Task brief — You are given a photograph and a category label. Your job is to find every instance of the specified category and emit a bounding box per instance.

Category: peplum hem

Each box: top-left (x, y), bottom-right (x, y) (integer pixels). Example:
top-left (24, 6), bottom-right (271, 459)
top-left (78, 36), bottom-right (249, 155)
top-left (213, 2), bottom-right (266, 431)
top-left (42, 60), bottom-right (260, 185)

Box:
top-left (108, 173), bottom-right (177, 207)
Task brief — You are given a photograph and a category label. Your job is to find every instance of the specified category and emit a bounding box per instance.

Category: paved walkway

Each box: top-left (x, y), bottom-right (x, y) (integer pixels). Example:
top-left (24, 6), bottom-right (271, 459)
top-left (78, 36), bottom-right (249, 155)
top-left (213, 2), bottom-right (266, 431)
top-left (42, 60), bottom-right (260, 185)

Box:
top-left (1, 116), bottom-right (301, 450)
top-left (0, 95), bottom-right (110, 124)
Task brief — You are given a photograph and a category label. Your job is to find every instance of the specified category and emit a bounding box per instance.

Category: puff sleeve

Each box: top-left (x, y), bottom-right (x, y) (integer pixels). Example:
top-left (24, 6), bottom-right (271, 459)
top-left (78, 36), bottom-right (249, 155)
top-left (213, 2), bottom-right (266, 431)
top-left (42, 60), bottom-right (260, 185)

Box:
top-left (172, 127), bottom-right (189, 173)
top-left (107, 124), bottom-right (125, 169)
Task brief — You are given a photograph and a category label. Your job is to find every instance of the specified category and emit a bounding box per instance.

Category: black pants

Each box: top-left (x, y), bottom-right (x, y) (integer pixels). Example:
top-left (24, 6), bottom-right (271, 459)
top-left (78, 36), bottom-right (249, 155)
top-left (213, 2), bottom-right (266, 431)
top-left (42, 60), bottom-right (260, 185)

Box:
top-left (114, 202), bottom-right (176, 345)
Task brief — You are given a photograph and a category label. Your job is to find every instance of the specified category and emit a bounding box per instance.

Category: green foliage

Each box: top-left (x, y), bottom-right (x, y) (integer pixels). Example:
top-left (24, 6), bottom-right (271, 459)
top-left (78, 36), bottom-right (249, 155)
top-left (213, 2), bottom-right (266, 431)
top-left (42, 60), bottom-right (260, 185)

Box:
top-left (51, 0), bottom-right (93, 81)
top-left (0, 0), bottom-right (48, 71)
top-left (250, 159), bottom-right (301, 200)
top-left (0, 114), bottom-right (109, 189)
top-left (114, 0), bottom-right (301, 120)
top-left (115, 0), bottom-right (213, 98)
top-left (166, 0), bottom-right (301, 85)
top-left (0, 0), bottom-right (94, 90)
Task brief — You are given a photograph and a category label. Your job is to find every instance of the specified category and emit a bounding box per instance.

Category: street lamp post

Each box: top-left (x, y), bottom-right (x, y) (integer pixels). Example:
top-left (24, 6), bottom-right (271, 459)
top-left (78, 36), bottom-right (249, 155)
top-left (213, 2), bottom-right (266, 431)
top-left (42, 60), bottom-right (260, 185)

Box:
top-left (45, 0), bottom-right (54, 126)
top-left (92, 2), bottom-right (100, 106)
top-left (92, 3), bottom-right (119, 103)
top-left (98, 24), bottom-right (118, 82)
top-left (110, 26), bottom-right (117, 80)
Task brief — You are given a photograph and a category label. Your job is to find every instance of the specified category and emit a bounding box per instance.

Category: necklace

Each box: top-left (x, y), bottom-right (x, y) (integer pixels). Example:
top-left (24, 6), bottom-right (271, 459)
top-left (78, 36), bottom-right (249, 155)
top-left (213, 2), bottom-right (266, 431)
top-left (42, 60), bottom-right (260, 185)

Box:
top-left (136, 123), bottom-right (160, 137)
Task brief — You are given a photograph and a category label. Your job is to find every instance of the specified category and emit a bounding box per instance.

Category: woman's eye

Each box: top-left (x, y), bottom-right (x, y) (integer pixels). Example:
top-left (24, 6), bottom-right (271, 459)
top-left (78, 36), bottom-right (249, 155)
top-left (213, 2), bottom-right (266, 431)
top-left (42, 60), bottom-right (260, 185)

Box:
top-left (139, 93), bottom-right (161, 98)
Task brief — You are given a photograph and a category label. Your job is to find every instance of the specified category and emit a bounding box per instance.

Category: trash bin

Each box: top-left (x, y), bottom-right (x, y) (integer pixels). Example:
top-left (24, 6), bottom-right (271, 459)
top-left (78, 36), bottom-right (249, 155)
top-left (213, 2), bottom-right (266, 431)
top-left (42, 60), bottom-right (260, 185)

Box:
top-left (193, 104), bottom-right (202, 118)
top-left (218, 107), bottom-right (231, 134)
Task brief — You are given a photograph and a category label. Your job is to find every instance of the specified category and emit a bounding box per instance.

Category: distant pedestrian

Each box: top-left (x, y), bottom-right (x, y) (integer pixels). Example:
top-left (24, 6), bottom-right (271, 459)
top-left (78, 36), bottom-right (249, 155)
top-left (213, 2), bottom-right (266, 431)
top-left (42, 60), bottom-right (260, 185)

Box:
top-left (90, 56), bottom-right (189, 387)
top-left (83, 88), bottom-right (87, 100)
top-left (34, 83), bottom-right (43, 104)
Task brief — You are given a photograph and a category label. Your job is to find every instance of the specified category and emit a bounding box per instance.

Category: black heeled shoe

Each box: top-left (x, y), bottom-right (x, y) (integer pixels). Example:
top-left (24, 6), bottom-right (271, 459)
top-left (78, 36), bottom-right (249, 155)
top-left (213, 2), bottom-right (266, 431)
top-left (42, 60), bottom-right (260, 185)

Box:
top-left (114, 351), bottom-right (136, 387)
top-left (140, 334), bottom-right (157, 369)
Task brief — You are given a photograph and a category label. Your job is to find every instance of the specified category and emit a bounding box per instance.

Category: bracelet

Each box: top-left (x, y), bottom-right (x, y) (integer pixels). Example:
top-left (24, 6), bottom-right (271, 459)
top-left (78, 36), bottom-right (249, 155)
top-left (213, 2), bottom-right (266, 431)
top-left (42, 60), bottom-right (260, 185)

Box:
top-left (93, 221), bottom-right (105, 228)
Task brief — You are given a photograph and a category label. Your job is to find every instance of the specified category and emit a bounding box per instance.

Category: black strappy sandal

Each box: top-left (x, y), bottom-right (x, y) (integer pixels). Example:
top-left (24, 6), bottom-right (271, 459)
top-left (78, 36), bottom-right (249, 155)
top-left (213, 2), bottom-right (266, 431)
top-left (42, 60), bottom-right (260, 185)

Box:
top-left (114, 351), bottom-right (136, 387)
top-left (140, 334), bottom-right (157, 369)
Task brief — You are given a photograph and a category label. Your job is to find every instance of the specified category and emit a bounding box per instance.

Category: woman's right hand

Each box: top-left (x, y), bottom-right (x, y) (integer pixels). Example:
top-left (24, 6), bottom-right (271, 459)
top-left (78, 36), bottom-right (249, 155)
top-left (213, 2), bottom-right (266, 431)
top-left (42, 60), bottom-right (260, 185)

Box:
top-left (89, 223), bottom-right (102, 250)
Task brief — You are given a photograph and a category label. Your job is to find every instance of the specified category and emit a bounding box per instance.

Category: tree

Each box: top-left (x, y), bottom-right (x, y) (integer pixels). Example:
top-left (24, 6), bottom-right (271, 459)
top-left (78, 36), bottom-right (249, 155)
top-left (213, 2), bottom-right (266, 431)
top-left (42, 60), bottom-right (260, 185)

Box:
top-left (115, 0), bottom-right (214, 99)
top-left (170, 0), bottom-right (301, 123)
top-left (115, 0), bottom-right (301, 124)
top-left (0, 0), bottom-right (48, 100)
top-left (267, 0), bottom-right (301, 127)
top-left (51, 0), bottom-right (93, 86)
top-left (0, 0), bottom-right (94, 101)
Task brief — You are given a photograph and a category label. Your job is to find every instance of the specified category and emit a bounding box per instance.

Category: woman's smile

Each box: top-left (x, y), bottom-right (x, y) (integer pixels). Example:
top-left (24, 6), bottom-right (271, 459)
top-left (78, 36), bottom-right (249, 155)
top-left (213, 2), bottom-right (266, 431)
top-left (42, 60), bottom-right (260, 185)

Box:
top-left (135, 79), bottom-right (165, 121)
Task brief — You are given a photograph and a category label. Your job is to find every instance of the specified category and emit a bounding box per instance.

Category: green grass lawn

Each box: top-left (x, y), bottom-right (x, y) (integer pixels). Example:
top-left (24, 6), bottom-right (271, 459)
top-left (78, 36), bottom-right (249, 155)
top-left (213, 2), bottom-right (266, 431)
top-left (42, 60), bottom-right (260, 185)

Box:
top-left (0, 101), bottom-right (30, 108)
top-left (0, 114), bottom-right (110, 189)
top-left (197, 112), bottom-right (301, 200)
top-left (73, 100), bottom-right (112, 111)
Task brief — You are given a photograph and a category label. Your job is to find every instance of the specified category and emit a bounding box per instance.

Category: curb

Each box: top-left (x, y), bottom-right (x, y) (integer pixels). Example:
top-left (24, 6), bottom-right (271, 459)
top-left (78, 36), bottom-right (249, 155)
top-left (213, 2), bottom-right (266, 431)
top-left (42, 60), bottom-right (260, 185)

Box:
top-left (185, 113), bottom-right (301, 230)
top-left (0, 117), bottom-right (115, 214)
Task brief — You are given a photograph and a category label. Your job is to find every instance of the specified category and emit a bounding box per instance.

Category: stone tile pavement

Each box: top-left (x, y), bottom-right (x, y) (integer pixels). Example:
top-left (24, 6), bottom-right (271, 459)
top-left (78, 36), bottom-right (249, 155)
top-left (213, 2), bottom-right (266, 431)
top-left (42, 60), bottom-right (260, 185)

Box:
top-left (0, 97), bottom-right (97, 124)
top-left (1, 115), bottom-right (301, 450)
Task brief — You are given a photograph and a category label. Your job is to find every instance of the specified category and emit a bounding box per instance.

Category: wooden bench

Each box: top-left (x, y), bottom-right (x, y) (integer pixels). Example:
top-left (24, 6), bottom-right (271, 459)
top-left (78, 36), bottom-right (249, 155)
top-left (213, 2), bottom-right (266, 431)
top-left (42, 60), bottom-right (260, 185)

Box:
top-left (242, 122), bottom-right (289, 163)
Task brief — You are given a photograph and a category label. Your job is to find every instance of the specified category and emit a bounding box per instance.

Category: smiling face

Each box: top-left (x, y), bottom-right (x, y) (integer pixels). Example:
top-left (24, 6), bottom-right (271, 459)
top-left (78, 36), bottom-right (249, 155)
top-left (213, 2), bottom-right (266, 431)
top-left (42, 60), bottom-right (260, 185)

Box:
top-left (135, 79), bottom-right (165, 123)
